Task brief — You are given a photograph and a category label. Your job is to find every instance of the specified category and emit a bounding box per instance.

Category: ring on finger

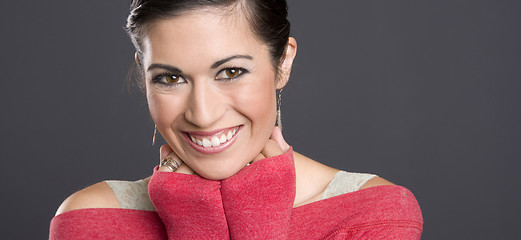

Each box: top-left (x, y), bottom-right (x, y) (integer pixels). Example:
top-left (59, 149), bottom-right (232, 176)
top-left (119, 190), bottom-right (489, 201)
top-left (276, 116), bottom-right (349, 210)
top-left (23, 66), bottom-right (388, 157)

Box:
top-left (160, 157), bottom-right (180, 172)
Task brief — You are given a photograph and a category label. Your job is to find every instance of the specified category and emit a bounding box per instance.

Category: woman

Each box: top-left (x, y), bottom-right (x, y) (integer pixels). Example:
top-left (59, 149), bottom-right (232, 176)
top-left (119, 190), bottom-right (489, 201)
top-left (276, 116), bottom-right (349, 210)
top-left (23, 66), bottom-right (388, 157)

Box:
top-left (50, 0), bottom-right (422, 239)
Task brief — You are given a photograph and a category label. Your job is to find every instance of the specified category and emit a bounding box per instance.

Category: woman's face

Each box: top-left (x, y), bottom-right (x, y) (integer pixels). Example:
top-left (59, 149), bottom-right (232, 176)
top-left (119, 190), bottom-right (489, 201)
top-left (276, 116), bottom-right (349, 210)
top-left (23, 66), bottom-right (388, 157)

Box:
top-left (141, 8), bottom-right (289, 180)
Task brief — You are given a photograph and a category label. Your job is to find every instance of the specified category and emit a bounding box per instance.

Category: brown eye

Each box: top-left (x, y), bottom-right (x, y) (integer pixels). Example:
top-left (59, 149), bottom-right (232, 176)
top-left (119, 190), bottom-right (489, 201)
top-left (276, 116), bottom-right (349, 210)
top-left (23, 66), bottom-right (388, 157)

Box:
top-left (166, 75), bottom-right (180, 84)
top-left (152, 73), bottom-right (186, 86)
top-left (216, 68), bottom-right (246, 80)
top-left (225, 69), bottom-right (239, 78)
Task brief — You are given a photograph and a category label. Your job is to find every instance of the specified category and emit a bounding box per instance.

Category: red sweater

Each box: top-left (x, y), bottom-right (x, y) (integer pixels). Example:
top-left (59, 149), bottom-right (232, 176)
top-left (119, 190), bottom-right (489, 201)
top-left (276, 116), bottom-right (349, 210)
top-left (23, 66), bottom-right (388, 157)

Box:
top-left (50, 149), bottom-right (422, 239)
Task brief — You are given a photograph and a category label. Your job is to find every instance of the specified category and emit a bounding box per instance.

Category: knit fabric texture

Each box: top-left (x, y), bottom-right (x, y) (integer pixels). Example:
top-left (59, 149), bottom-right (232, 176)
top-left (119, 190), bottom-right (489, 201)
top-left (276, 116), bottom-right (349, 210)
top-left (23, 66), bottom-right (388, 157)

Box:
top-left (50, 148), bottom-right (422, 239)
top-left (49, 208), bottom-right (166, 239)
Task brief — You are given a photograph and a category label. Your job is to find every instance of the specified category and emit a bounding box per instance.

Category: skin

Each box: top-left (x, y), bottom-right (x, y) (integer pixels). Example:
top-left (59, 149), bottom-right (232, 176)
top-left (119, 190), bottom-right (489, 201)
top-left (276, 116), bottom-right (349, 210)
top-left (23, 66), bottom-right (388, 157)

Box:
top-left (56, 6), bottom-right (393, 216)
top-left (142, 8), bottom-right (286, 180)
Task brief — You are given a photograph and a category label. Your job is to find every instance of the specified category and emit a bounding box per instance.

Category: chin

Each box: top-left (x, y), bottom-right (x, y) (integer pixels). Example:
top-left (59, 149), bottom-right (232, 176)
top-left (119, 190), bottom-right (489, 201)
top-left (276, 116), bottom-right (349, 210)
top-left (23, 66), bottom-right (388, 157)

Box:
top-left (192, 160), bottom-right (248, 180)
top-left (196, 168), bottom-right (240, 181)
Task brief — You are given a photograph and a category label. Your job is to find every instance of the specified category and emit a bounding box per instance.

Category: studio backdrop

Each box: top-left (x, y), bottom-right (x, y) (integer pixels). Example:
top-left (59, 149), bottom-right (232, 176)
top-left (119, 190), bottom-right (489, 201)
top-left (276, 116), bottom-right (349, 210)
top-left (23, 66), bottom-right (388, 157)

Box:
top-left (0, 1), bottom-right (520, 239)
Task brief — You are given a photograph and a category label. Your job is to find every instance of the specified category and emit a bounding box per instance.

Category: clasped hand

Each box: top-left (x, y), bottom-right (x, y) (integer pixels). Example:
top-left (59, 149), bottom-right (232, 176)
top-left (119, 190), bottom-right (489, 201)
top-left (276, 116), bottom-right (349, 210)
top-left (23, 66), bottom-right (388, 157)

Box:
top-left (149, 126), bottom-right (295, 239)
top-left (157, 126), bottom-right (290, 174)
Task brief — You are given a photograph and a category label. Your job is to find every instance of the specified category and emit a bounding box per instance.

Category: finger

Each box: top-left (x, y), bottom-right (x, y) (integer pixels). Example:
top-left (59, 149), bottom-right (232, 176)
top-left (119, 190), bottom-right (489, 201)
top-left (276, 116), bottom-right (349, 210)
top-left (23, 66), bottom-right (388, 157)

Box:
top-left (176, 163), bottom-right (196, 175)
top-left (158, 145), bottom-right (174, 172)
top-left (270, 127), bottom-right (289, 152)
top-left (158, 150), bottom-right (181, 172)
top-left (261, 139), bottom-right (283, 159)
top-left (160, 144), bottom-right (173, 160)
top-left (158, 144), bottom-right (176, 172)
top-left (159, 146), bottom-right (197, 175)
top-left (251, 153), bottom-right (266, 164)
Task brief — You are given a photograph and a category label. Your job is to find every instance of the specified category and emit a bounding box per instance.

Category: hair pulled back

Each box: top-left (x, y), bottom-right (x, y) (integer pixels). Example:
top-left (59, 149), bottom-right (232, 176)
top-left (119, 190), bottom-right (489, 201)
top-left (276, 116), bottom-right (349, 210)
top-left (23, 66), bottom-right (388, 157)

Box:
top-left (126, 0), bottom-right (290, 70)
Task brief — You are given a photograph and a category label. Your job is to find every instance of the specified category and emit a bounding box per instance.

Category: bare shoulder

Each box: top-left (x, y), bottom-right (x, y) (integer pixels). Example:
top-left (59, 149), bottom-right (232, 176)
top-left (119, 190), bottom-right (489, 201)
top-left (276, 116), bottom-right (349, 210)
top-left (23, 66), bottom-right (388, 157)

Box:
top-left (359, 176), bottom-right (395, 190)
top-left (55, 182), bottom-right (120, 216)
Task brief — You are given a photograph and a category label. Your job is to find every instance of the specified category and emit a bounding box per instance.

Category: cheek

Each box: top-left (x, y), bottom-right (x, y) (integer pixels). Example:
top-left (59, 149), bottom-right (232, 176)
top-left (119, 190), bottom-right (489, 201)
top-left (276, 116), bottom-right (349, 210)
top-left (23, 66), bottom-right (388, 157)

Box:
top-left (233, 76), bottom-right (277, 131)
top-left (146, 91), bottom-right (185, 127)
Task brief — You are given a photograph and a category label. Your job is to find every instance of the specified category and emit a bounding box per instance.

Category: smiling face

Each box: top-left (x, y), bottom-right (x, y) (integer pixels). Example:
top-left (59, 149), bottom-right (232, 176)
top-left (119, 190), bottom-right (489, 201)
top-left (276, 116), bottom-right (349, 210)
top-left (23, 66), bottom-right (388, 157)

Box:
top-left (141, 8), bottom-right (292, 180)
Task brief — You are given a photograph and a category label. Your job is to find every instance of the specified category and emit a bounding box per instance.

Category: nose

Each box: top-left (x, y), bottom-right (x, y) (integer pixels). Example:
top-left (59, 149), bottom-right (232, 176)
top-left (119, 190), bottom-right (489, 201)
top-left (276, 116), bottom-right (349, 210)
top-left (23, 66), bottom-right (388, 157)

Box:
top-left (184, 80), bottom-right (226, 128)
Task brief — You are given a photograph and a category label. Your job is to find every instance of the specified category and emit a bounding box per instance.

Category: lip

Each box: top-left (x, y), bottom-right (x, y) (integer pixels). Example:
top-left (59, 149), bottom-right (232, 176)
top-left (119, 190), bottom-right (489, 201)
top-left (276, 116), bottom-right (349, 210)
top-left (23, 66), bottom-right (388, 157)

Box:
top-left (183, 125), bottom-right (242, 154)
top-left (187, 126), bottom-right (236, 137)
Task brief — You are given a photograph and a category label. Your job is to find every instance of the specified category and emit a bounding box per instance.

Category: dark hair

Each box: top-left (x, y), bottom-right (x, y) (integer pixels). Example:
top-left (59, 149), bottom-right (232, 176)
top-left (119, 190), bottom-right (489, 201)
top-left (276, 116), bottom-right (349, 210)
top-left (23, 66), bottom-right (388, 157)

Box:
top-left (126, 0), bottom-right (290, 87)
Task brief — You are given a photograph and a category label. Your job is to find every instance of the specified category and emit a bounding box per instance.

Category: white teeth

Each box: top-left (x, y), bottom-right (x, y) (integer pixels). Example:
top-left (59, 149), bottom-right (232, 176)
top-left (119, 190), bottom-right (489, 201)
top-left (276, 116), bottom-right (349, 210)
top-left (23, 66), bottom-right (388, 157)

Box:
top-left (189, 127), bottom-right (239, 148)
top-left (211, 136), bottom-right (221, 147)
top-left (226, 131), bottom-right (233, 140)
top-left (202, 138), bottom-right (211, 148)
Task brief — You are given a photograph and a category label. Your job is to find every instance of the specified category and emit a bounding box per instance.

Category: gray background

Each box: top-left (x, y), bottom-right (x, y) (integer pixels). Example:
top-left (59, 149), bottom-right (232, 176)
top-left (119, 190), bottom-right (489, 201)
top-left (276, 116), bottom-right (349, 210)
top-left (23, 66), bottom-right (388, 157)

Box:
top-left (1, 0), bottom-right (520, 239)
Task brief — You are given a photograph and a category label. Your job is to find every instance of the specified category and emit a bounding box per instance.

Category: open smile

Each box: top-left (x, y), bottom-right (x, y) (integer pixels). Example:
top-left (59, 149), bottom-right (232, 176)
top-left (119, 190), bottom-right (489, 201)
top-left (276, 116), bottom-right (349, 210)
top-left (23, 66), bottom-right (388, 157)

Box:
top-left (183, 126), bottom-right (242, 154)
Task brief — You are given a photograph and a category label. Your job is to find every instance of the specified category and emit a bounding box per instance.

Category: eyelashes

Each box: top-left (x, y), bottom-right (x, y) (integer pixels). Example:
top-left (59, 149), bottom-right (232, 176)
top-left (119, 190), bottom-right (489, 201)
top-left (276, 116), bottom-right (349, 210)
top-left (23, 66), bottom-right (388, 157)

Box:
top-left (151, 67), bottom-right (249, 87)
top-left (151, 73), bottom-right (187, 85)
top-left (215, 68), bottom-right (248, 81)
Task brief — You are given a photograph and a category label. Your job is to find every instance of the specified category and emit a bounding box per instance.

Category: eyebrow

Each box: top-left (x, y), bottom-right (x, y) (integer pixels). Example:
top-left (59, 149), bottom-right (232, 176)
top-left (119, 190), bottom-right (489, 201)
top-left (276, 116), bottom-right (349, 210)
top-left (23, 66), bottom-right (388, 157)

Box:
top-left (147, 64), bottom-right (182, 73)
top-left (147, 55), bottom-right (253, 72)
top-left (211, 55), bottom-right (253, 69)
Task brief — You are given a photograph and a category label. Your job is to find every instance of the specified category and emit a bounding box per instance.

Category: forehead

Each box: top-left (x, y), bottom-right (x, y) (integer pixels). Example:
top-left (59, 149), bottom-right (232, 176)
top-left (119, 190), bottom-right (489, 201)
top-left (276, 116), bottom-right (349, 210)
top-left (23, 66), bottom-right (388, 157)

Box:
top-left (141, 8), bottom-right (268, 66)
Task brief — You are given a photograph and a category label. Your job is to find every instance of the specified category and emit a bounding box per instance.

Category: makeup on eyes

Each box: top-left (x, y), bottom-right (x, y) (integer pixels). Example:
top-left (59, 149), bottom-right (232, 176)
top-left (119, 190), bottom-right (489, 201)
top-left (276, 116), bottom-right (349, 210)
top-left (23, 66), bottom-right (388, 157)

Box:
top-left (150, 65), bottom-right (252, 86)
top-left (215, 67), bottom-right (249, 81)
top-left (152, 72), bottom-right (186, 85)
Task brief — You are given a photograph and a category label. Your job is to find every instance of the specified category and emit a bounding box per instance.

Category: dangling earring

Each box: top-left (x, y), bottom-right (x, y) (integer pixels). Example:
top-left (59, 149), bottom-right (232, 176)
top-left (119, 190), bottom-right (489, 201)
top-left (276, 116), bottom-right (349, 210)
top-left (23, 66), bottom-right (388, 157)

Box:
top-left (152, 125), bottom-right (157, 146)
top-left (277, 88), bottom-right (283, 130)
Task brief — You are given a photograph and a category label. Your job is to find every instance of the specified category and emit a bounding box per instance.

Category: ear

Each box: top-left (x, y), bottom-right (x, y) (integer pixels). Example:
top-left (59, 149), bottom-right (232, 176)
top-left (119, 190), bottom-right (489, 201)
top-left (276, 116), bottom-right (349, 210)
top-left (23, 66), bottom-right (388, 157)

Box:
top-left (276, 37), bottom-right (297, 89)
top-left (134, 52), bottom-right (147, 92)
top-left (135, 52), bottom-right (141, 67)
